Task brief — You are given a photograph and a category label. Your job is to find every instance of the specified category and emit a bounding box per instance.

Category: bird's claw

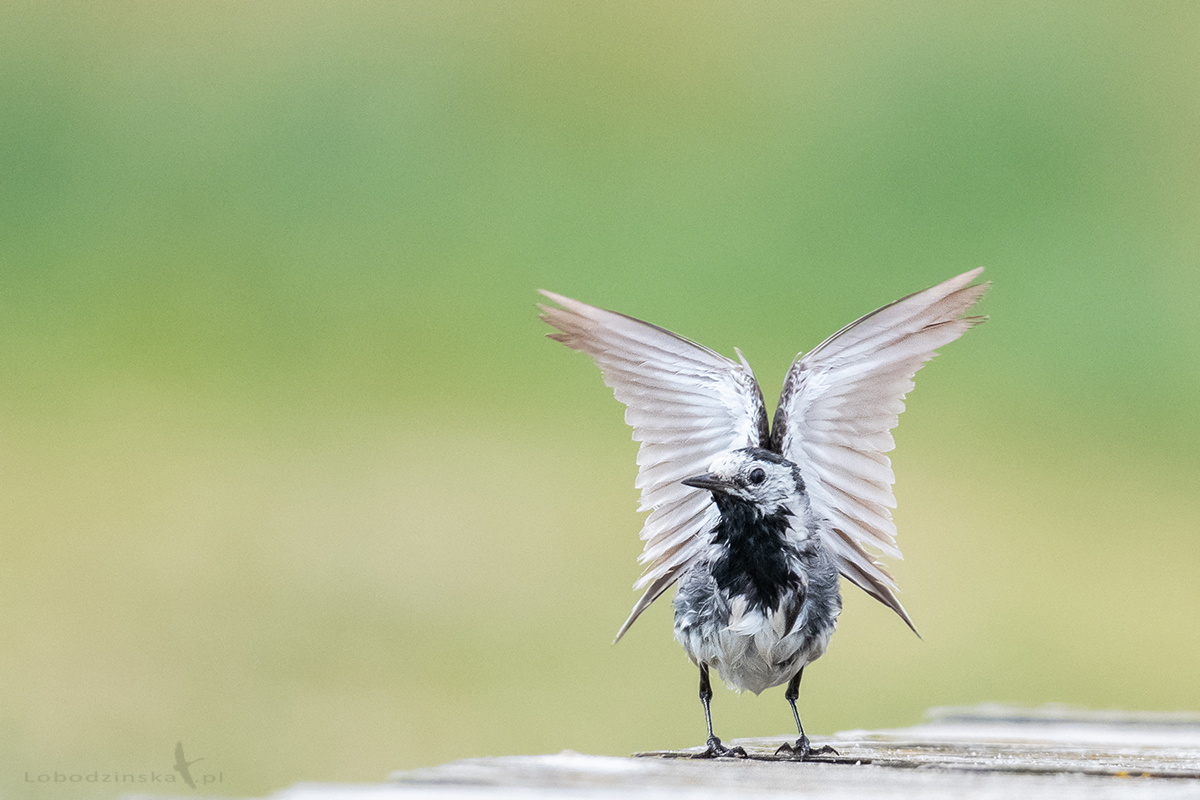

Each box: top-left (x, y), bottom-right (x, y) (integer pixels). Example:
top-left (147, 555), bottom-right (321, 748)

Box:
top-left (691, 736), bottom-right (748, 759)
top-left (774, 737), bottom-right (839, 760)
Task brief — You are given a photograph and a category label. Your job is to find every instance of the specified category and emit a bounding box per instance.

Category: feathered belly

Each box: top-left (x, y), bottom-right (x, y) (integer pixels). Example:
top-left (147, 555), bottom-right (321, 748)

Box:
top-left (673, 590), bottom-right (834, 695)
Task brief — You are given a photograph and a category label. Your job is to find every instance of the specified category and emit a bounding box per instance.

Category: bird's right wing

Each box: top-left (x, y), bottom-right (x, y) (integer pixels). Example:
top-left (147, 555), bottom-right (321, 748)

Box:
top-left (539, 291), bottom-right (769, 642)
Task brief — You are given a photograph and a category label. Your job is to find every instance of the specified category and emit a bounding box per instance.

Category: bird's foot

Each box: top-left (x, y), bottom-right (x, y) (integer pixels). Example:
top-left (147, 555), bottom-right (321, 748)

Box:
top-left (691, 736), bottom-right (748, 759)
top-left (774, 736), bottom-right (838, 760)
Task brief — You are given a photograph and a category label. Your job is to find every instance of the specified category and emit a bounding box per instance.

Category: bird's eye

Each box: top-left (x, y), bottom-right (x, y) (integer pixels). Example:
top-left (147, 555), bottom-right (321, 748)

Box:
top-left (748, 468), bottom-right (766, 485)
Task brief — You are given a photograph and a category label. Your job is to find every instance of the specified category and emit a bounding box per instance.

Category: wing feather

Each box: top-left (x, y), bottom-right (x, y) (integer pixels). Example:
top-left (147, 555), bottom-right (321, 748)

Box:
top-left (771, 269), bottom-right (988, 633)
top-left (539, 291), bottom-right (768, 642)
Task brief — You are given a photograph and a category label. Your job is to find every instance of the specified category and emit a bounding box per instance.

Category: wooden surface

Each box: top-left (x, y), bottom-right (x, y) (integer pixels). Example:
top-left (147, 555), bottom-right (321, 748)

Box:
top-left (265, 706), bottom-right (1200, 799)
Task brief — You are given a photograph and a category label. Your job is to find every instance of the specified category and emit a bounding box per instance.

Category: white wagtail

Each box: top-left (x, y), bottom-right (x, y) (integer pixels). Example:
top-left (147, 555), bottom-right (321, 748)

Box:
top-left (539, 270), bottom-right (987, 760)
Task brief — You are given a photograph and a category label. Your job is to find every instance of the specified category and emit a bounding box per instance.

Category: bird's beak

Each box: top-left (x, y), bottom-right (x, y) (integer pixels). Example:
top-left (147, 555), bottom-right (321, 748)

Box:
top-left (681, 473), bottom-right (734, 493)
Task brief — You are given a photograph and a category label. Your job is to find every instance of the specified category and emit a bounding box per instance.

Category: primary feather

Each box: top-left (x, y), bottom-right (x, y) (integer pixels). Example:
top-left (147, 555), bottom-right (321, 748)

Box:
top-left (538, 291), bottom-right (769, 641)
top-left (770, 268), bottom-right (987, 632)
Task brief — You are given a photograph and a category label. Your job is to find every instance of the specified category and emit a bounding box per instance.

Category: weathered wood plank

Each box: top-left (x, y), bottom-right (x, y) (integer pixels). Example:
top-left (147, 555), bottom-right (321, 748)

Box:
top-left (255, 706), bottom-right (1200, 799)
top-left (637, 705), bottom-right (1200, 778)
top-left (383, 706), bottom-right (1200, 798)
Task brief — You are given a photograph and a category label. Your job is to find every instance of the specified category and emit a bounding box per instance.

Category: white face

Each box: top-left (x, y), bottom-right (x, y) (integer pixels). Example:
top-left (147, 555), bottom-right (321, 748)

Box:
top-left (702, 449), bottom-right (803, 516)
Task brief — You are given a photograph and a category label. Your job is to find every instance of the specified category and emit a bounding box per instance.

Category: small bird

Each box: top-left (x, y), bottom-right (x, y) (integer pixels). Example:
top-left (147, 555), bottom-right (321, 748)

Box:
top-left (173, 741), bottom-right (203, 788)
top-left (539, 269), bottom-right (987, 760)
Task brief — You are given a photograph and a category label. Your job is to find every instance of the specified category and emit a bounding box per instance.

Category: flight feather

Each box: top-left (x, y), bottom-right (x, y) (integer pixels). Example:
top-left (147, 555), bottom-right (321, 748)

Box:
top-left (538, 291), bottom-right (769, 641)
top-left (769, 268), bottom-right (988, 631)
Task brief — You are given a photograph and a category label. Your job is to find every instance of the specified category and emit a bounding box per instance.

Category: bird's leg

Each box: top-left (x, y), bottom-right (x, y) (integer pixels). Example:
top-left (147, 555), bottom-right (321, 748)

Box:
top-left (774, 668), bottom-right (839, 760)
top-left (691, 664), bottom-right (746, 759)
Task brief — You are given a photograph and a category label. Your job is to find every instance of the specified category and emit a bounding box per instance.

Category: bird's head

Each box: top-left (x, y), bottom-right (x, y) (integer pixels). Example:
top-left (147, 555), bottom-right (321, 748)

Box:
top-left (681, 447), bottom-right (804, 516)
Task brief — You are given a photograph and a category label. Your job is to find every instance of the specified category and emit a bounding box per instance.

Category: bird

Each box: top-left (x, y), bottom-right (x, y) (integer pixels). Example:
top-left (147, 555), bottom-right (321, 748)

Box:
top-left (538, 269), bottom-right (987, 760)
top-left (173, 741), bottom-right (203, 788)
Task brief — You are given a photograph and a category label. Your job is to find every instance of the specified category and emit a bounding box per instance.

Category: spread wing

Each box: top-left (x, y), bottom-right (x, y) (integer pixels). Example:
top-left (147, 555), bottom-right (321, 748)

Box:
top-left (769, 269), bottom-right (988, 633)
top-left (539, 291), bottom-right (769, 642)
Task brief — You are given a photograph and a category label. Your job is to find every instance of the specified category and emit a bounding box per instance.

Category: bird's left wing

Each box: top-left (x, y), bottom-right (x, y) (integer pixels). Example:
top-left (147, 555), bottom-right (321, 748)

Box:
top-left (539, 291), bottom-right (769, 642)
top-left (770, 269), bottom-right (988, 633)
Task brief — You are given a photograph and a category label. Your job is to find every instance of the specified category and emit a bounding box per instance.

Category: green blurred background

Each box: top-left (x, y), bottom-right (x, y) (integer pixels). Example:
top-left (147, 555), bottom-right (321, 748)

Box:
top-left (2, 1), bottom-right (1198, 796)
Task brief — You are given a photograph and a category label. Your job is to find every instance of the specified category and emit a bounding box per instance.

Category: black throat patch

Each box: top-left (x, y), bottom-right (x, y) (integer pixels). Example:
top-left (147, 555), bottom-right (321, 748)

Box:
top-left (708, 494), bottom-right (803, 614)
